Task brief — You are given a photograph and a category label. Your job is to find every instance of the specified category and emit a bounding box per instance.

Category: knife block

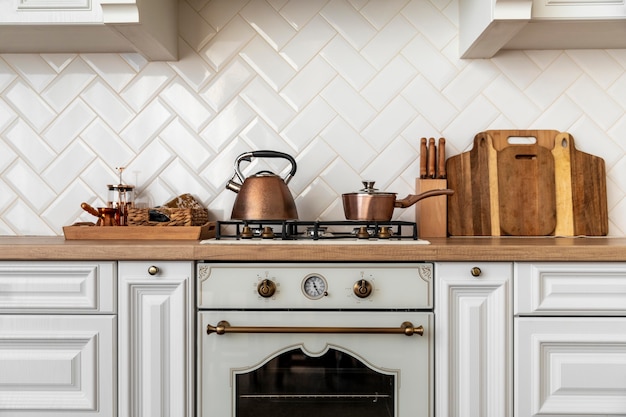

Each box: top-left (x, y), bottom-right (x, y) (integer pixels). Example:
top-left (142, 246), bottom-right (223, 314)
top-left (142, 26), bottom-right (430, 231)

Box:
top-left (416, 179), bottom-right (448, 238)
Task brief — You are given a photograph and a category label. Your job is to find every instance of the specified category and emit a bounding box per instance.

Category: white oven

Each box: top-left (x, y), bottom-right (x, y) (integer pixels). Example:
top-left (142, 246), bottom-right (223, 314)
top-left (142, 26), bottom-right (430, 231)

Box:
top-left (197, 263), bottom-right (434, 417)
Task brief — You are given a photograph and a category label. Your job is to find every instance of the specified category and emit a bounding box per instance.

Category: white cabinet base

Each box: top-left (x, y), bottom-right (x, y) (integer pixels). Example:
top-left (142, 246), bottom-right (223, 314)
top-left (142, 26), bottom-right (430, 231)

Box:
top-left (435, 262), bottom-right (513, 417)
top-left (118, 261), bottom-right (194, 417)
top-left (516, 317), bottom-right (626, 417)
top-left (0, 315), bottom-right (116, 417)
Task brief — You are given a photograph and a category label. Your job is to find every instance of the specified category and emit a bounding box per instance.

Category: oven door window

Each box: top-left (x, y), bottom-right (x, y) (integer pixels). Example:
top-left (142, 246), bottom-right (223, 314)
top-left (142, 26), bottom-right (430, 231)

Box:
top-left (235, 347), bottom-right (395, 417)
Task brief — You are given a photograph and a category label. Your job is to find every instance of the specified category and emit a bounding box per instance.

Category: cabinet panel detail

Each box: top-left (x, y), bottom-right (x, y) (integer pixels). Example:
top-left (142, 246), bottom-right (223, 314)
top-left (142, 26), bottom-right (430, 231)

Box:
top-left (435, 262), bottom-right (513, 417)
top-left (18, 0), bottom-right (91, 10)
top-left (0, 261), bottom-right (115, 313)
top-left (0, 315), bottom-right (116, 417)
top-left (516, 317), bottom-right (626, 416)
top-left (118, 261), bottom-right (193, 417)
top-left (533, 0), bottom-right (626, 18)
top-left (546, 0), bottom-right (623, 4)
top-left (516, 262), bottom-right (626, 315)
top-left (131, 283), bottom-right (186, 414)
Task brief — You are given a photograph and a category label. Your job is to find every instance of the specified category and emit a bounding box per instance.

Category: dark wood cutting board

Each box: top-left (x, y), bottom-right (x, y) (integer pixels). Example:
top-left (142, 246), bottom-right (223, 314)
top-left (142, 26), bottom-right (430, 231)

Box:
top-left (446, 134), bottom-right (495, 236)
top-left (497, 144), bottom-right (556, 236)
top-left (446, 130), bottom-right (608, 236)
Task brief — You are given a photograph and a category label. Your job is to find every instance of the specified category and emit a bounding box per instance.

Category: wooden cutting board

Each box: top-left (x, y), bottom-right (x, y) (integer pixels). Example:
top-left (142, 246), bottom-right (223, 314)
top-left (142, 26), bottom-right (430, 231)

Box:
top-left (497, 143), bottom-right (556, 236)
top-left (446, 130), bottom-right (608, 236)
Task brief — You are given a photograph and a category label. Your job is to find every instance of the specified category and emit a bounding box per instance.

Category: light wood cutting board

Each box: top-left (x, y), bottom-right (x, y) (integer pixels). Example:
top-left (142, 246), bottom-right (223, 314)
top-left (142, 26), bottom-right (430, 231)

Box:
top-left (446, 130), bottom-right (608, 236)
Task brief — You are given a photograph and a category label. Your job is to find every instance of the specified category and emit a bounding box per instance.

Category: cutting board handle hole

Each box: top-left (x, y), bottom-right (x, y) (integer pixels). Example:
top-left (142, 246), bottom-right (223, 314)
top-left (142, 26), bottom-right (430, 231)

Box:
top-left (507, 136), bottom-right (537, 145)
top-left (561, 138), bottom-right (569, 148)
top-left (515, 154), bottom-right (537, 160)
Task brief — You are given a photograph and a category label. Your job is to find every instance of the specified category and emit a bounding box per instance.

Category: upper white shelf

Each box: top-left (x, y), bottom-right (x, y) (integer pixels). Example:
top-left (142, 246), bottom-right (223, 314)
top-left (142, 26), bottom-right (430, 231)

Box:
top-left (0, 0), bottom-right (178, 61)
top-left (459, 0), bottom-right (626, 58)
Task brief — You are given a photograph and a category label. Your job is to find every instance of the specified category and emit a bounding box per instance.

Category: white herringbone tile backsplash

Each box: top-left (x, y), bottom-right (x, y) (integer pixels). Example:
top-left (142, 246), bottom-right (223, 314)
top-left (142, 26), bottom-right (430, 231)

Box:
top-left (1, 0), bottom-right (625, 236)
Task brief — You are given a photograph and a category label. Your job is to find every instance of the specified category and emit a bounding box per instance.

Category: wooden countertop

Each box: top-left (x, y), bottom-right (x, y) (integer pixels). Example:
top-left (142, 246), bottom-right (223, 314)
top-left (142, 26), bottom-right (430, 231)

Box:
top-left (0, 236), bottom-right (625, 261)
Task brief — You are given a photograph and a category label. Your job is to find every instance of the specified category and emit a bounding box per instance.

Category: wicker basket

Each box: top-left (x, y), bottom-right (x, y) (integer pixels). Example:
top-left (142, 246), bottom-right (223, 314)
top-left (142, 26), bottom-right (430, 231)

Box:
top-left (127, 207), bottom-right (209, 226)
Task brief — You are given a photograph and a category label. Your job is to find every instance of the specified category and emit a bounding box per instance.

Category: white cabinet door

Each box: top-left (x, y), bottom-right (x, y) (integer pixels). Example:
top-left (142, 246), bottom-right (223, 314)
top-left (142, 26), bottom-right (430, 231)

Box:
top-left (515, 261), bottom-right (626, 417)
top-left (435, 262), bottom-right (513, 417)
top-left (0, 261), bottom-right (116, 417)
top-left (0, 261), bottom-right (116, 313)
top-left (118, 261), bottom-right (194, 417)
top-left (0, 315), bottom-right (116, 417)
top-left (515, 262), bottom-right (626, 315)
top-left (516, 317), bottom-right (626, 417)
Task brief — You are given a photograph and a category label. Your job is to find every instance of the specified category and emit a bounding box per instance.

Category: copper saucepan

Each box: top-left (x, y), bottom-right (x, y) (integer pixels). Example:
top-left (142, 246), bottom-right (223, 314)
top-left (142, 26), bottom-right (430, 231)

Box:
top-left (342, 181), bottom-right (454, 221)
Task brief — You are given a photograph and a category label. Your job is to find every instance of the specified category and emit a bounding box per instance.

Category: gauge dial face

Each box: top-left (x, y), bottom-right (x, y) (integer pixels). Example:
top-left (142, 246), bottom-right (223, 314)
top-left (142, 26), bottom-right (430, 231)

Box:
top-left (302, 274), bottom-right (327, 299)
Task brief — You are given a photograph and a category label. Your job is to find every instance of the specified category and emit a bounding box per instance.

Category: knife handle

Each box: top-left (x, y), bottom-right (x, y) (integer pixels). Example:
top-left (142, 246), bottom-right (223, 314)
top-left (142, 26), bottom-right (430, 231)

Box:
top-left (428, 138), bottom-right (436, 178)
top-left (419, 138), bottom-right (427, 178)
top-left (437, 138), bottom-right (446, 178)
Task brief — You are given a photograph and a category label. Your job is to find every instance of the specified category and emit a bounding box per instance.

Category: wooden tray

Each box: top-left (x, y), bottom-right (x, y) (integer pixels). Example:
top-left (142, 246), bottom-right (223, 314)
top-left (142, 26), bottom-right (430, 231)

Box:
top-left (63, 222), bottom-right (216, 240)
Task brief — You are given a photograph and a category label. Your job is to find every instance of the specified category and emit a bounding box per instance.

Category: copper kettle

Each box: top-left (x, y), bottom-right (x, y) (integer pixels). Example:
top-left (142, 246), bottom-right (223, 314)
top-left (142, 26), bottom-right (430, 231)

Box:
top-left (226, 150), bottom-right (299, 220)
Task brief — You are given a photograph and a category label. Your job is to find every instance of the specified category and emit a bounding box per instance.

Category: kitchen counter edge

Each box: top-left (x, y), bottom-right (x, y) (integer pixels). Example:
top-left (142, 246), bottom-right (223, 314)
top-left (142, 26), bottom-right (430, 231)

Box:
top-left (0, 236), bottom-right (625, 262)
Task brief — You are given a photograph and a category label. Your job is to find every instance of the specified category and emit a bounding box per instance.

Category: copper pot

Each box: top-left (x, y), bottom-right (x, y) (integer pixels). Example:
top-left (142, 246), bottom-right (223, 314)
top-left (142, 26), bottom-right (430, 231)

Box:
top-left (81, 202), bottom-right (119, 226)
top-left (342, 181), bottom-right (454, 221)
top-left (225, 150), bottom-right (298, 220)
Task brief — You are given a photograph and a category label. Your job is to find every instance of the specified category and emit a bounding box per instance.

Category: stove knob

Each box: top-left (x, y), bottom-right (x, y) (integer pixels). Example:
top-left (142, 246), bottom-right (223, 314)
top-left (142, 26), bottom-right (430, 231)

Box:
top-left (353, 279), bottom-right (373, 298)
top-left (257, 279), bottom-right (277, 298)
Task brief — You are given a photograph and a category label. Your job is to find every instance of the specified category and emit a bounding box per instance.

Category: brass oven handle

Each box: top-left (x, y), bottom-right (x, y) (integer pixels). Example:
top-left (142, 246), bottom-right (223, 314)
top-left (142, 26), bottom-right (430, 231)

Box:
top-left (207, 320), bottom-right (424, 337)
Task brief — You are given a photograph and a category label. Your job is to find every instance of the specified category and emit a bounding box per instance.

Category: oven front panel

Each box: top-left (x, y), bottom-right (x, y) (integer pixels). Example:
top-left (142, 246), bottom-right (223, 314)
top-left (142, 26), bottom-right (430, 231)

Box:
top-left (197, 263), bottom-right (433, 310)
top-left (198, 310), bottom-right (433, 417)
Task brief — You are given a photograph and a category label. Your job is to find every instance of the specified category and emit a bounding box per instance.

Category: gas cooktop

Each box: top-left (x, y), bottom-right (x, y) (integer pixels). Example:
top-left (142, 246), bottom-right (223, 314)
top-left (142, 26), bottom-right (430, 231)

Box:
top-left (213, 220), bottom-right (419, 241)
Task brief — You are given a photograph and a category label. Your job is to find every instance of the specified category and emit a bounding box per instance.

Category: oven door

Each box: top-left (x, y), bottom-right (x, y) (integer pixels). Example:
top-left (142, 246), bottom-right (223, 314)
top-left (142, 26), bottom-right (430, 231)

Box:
top-left (198, 310), bottom-right (433, 417)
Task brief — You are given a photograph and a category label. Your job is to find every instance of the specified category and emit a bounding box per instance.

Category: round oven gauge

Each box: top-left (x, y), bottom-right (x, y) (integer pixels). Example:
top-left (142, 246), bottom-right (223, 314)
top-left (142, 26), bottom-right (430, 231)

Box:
top-left (302, 274), bottom-right (328, 299)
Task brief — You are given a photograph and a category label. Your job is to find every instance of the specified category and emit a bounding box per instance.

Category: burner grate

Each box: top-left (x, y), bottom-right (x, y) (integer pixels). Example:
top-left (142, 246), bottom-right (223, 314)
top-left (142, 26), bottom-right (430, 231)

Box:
top-left (215, 220), bottom-right (418, 240)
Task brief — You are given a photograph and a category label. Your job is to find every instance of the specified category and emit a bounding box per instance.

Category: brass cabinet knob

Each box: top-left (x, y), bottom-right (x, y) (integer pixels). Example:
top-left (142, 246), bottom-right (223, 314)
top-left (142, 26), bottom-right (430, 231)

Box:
top-left (148, 265), bottom-right (160, 276)
top-left (257, 279), bottom-right (277, 298)
top-left (353, 279), bottom-right (373, 298)
top-left (470, 267), bottom-right (482, 277)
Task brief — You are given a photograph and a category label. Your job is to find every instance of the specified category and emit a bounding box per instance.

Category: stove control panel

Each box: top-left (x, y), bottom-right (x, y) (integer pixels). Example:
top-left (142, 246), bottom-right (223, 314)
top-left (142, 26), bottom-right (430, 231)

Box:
top-left (197, 263), bottom-right (433, 310)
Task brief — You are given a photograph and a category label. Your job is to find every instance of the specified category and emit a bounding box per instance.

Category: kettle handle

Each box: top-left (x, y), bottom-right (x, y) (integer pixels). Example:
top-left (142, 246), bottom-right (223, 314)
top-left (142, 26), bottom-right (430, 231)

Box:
top-left (234, 150), bottom-right (297, 184)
